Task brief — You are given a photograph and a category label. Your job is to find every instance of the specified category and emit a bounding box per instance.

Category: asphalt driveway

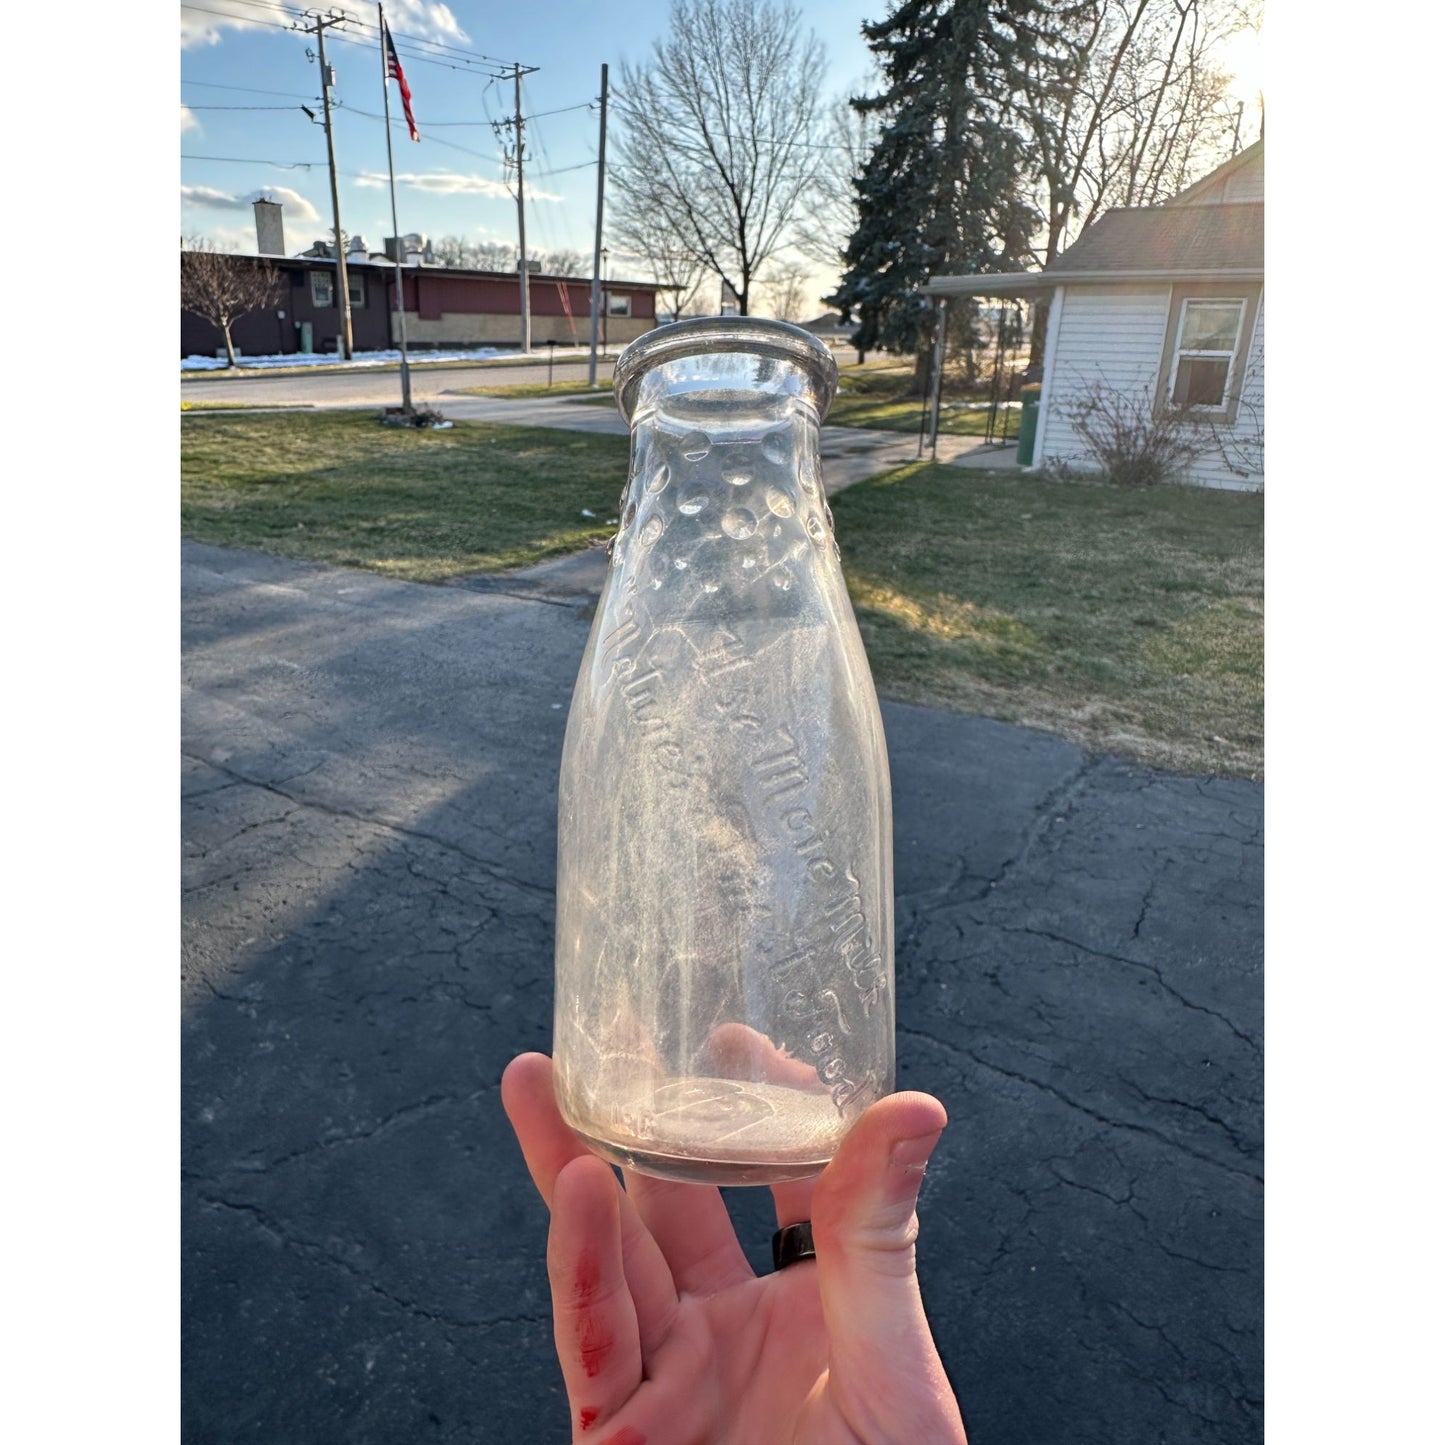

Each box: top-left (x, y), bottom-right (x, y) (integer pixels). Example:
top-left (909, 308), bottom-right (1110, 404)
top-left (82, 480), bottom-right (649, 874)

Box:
top-left (182, 539), bottom-right (1262, 1444)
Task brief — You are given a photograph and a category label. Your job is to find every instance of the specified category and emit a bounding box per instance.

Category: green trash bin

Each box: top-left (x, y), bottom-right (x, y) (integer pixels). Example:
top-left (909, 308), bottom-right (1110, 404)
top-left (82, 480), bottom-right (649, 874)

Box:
top-left (1016, 383), bottom-right (1042, 466)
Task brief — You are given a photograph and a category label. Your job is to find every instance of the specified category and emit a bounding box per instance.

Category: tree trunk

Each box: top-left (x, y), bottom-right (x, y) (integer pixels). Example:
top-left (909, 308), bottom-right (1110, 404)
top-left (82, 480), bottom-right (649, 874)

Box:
top-left (1028, 299), bottom-right (1050, 370)
top-left (222, 320), bottom-right (237, 367)
top-left (908, 345), bottom-right (931, 399)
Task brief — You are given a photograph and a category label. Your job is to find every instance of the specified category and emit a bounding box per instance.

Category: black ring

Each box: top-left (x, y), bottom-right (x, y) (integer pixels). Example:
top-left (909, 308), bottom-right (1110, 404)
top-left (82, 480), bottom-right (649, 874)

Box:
top-left (772, 1221), bottom-right (816, 1270)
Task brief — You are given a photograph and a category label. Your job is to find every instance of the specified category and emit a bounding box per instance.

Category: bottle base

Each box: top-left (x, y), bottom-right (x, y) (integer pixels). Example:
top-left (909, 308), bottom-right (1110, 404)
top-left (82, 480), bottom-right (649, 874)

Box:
top-left (571, 1127), bottom-right (831, 1186)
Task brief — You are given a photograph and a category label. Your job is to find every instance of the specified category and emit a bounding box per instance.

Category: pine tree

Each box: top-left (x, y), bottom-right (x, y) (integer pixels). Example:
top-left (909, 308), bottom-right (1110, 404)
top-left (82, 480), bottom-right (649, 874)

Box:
top-left (829, 1), bottom-right (1051, 365)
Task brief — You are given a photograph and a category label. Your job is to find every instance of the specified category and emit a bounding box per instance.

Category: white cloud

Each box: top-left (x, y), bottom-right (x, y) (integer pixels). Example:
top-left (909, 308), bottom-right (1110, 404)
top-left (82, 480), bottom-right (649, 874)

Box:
top-left (354, 170), bottom-right (561, 202)
top-left (181, 184), bottom-right (322, 224)
top-left (181, 105), bottom-right (200, 134)
top-left (181, 0), bottom-right (467, 49)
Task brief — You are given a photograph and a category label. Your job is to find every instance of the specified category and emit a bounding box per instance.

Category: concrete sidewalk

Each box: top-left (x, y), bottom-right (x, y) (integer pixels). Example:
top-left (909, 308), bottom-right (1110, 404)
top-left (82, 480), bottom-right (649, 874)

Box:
top-left (182, 539), bottom-right (1262, 1445)
top-left (440, 392), bottom-right (995, 488)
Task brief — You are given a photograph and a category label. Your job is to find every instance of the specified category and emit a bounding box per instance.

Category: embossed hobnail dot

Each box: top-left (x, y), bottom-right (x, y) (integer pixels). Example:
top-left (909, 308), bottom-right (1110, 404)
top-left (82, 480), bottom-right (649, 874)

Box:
top-left (553, 317), bottom-right (894, 1185)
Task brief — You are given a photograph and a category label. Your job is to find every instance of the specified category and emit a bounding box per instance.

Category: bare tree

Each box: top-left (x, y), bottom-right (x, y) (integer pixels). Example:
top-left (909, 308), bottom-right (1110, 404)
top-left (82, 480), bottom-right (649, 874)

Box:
top-left (431, 236), bottom-right (519, 271)
top-left (180, 237), bottom-right (284, 367)
top-left (793, 91), bottom-right (881, 274)
top-left (756, 258), bottom-right (813, 322)
top-left (612, 0), bottom-right (825, 315)
top-left (609, 214), bottom-right (708, 321)
top-left (1023, 0), bottom-right (1257, 271)
top-left (536, 249), bottom-right (589, 277)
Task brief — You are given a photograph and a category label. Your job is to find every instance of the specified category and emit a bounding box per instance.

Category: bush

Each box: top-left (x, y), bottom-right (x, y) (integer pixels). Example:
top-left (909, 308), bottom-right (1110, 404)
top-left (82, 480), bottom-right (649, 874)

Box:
top-left (1061, 379), bottom-right (1201, 488)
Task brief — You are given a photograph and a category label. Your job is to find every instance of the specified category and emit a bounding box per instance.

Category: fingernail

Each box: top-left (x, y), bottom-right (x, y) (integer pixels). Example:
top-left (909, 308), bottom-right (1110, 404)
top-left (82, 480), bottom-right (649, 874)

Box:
top-left (891, 1129), bottom-right (943, 1174)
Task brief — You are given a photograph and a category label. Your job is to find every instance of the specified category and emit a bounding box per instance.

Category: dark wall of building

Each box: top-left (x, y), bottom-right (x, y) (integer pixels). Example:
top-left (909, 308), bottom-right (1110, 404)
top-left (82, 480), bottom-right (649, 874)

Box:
top-left (181, 257), bottom-right (393, 359)
top-left (182, 256), bottom-right (657, 358)
top-left (400, 272), bottom-right (655, 321)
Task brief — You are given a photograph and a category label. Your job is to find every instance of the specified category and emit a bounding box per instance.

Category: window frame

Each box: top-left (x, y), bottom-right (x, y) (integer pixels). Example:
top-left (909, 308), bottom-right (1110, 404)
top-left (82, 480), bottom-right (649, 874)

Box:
top-left (605, 291), bottom-right (632, 318)
top-left (309, 270), bottom-right (334, 308)
top-left (1155, 282), bottom-right (1261, 424)
top-left (348, 273), bottom-right (366, 309)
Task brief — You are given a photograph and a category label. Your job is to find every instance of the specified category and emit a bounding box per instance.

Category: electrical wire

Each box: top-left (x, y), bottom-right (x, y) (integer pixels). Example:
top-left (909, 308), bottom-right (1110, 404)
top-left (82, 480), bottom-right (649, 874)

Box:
top-left (180, 1), bottom-right (531, 78)
top-left (182, 153), bottom-right (318, 167)
top-left (182, 79), bottom-right (318, 100)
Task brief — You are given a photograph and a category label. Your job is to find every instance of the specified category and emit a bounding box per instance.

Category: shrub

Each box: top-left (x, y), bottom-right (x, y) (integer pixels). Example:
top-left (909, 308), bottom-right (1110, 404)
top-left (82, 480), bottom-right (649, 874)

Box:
top-left (1061, 379), bottom-right (1201, 488)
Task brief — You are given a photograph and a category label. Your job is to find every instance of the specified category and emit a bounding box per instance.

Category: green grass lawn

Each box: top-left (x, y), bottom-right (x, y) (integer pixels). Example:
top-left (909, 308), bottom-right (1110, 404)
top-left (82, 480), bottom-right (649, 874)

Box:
top-left (454, 380), bottom-right (615, 400)
top-left (833, 463), bottom-right (1263, 777)
top-left (181, 400), bottom-right (316, 411)
top-left (181, 411), bottom-right (628, 579)
top-left (828, 362), bottom-right (1021, 437)
top-left (181, 411), bottom-right (1262, 775)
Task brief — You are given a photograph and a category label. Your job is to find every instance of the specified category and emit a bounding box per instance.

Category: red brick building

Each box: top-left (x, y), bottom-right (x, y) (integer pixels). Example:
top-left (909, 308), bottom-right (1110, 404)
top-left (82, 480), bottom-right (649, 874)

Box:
top-left (180, 253), bottom-right (658, 359)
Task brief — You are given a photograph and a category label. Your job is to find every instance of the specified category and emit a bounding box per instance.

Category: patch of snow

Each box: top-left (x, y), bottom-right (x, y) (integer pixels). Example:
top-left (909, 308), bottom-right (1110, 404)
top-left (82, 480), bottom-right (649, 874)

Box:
top-left (180, 345), bottom-right (518, 373)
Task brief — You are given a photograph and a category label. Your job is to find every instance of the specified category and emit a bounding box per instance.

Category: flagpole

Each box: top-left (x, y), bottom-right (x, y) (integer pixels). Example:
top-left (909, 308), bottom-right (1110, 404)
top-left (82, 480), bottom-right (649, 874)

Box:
top-left (378, 2), bottom-right (413, 414)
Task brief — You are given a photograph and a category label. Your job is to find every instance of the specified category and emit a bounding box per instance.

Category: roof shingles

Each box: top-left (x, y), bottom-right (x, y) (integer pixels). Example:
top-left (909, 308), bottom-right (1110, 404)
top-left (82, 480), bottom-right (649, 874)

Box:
top-left (1045, 201), bottom-right (1263, 275)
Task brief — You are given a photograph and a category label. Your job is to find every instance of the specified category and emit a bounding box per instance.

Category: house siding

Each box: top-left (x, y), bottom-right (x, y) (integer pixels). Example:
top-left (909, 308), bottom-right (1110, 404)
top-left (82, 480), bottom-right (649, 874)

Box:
top-left (1170, 149), bottom-right (1264, 206)
top-left (1036, 283), bottom-right (1263, 491)
top-left (1037, 282), bottom-right (1172, 468)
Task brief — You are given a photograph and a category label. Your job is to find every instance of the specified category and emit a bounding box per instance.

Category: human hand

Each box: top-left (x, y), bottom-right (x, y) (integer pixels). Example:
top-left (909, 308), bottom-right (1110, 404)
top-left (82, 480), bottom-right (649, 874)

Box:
top-left (501, 1052), bottom-right (967, 1444)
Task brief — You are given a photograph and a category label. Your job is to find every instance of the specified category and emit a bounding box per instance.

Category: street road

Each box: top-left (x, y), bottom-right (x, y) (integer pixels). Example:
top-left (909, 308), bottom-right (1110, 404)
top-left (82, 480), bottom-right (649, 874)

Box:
top-left (181, 356), bottom-right (616, 408)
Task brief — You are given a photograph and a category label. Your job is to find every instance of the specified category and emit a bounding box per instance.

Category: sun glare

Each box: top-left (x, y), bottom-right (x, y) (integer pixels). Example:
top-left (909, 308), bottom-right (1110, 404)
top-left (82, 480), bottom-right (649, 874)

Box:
top-left (1217, 22), bottom-right (1265, 111)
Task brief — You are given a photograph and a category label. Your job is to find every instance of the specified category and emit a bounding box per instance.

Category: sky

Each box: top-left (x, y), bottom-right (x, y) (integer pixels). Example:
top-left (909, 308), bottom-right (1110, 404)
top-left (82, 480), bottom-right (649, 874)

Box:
top-left (180, 1), bottom-right (1263, 317)
top-left (180, 0), bottom-right (884, 306)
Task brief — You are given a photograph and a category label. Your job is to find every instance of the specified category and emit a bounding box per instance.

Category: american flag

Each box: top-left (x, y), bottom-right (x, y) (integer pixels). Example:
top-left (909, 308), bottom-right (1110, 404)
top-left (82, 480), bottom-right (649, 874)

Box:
top-left (383, 20), bottom-right (419, 142)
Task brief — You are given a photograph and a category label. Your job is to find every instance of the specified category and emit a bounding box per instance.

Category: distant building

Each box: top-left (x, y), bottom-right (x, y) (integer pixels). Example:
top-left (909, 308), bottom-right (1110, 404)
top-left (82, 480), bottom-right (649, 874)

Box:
top-left (180, 254), bottom-right (659, 358)
top-left (181, 202), bottom-right (657, 358)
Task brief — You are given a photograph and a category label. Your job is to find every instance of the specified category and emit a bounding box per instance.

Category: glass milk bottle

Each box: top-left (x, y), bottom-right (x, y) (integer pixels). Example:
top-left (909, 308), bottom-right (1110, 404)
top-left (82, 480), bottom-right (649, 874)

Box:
top-left (553, 317), bottom-right (894, 1185)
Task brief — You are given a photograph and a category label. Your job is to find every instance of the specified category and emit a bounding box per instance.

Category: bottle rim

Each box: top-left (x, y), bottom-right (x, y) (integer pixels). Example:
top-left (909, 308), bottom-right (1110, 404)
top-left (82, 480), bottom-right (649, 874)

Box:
top-left (613, 316), bottom-right (839, 424)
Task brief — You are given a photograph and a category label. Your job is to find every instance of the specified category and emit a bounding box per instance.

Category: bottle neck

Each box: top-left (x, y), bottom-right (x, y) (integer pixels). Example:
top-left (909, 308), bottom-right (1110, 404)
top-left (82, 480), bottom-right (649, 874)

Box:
top-left (614, 317), bottom-right (838, 426)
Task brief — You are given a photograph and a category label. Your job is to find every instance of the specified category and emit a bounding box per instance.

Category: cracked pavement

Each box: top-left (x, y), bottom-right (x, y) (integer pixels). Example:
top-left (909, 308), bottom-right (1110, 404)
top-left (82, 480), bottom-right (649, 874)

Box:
top-left (182, 538), bottom-right (1262, 1444)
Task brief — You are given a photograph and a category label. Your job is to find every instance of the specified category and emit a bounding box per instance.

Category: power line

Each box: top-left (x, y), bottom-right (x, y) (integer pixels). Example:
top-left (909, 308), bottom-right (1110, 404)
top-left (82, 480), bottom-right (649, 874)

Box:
top-left (180, 1), bottom-right (522, 77)
top-left (179, 3), bottom-right (295, 33)
top-left (182, 153), bottom-right (318, 167)
top-left (184, 103), bottom-right (307, 111)
top-left (182, 79), bottom-right (318, 99)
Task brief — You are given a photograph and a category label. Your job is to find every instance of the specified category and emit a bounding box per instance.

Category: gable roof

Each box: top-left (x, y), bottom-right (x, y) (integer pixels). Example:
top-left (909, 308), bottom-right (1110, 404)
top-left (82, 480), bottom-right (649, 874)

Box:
top-left (1166, 139), bottom-right (1263, 207)
top-left (1044, 201), bottom-right (1263, 277)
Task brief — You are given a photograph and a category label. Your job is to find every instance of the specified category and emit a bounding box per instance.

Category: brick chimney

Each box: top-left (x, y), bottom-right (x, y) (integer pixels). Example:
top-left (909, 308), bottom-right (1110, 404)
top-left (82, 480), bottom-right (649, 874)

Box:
top-left (253, 198), bottom-right (285, 256)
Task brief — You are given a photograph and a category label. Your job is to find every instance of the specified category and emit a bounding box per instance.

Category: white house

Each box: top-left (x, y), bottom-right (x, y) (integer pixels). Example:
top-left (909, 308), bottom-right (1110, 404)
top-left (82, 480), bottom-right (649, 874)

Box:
top-left (925, 141), bottom-right (1264, 490)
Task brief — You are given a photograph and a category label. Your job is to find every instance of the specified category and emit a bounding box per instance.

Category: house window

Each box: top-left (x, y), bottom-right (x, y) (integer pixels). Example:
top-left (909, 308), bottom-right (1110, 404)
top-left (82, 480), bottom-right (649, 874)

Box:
top-left (1167, 298), bottom-right (1246, 409)
top-left (348, 274), bottom-right (366, 309)
top-left (310, 271), bottom-right (334, 307)
top-left (606, 292), bottom-right (631, 318)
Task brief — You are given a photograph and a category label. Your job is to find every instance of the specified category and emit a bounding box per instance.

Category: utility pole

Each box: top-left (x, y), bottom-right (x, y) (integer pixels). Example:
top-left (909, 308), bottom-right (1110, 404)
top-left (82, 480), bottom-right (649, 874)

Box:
top-left (300, 9), bottom-right (354, 360)
top-left (501, 63), bottom-right (539, 354)
top-left (587, 63), bottom-right (609, 388)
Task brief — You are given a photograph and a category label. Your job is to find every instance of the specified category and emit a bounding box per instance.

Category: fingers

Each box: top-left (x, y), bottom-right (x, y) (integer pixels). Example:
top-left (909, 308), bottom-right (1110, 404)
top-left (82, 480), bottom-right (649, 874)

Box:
top-left (810, 1091), bottom-right (967, 1442)
top-left (547, 1156), bottom-right (644, 1438)
top-left (624, 1171), bottom-right (756, 1296)
top-left (702, 1027), bottom-right (825, 1230)
top-left (502, 1053), bottom-right (680, 1359)
top-left (502, 1052), bottom-right (586, 1209)
top-left (770, 1174), bottom-right (818, 1228)
top-left (706, 1022), bottom-right (825, 1092)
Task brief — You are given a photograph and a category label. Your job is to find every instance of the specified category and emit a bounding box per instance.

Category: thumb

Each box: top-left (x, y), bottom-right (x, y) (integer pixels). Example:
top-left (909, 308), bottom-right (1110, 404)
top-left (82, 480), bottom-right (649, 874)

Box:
top-left (810, 1091), bottom-right (966, 1441)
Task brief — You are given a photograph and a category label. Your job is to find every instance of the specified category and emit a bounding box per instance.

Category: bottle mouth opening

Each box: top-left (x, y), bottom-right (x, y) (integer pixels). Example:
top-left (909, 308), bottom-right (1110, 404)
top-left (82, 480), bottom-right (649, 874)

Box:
top-left (614, 317), bottom-right (839, 424)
